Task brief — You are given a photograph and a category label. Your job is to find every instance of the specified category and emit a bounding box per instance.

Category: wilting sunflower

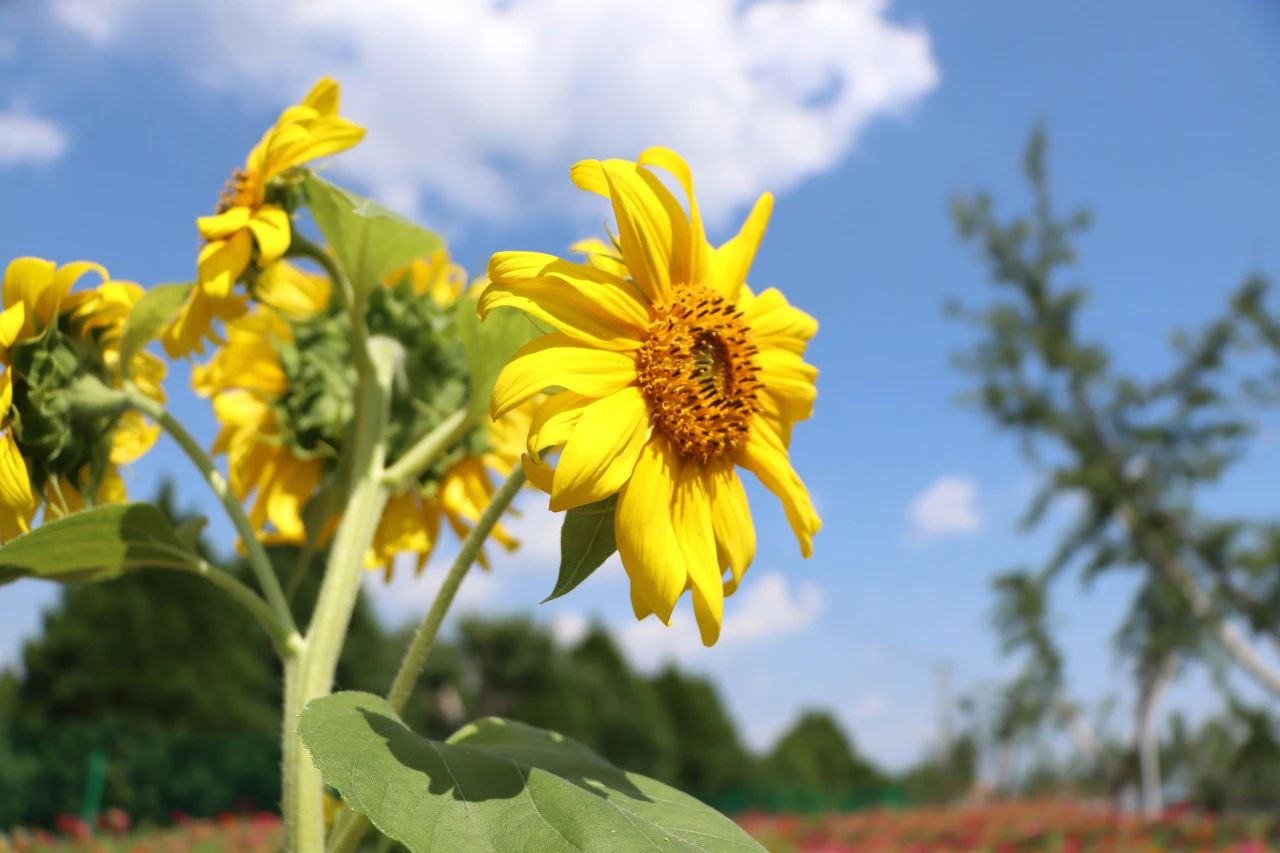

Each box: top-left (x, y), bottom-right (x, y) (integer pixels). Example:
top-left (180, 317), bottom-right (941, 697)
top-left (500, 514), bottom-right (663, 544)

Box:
top-left (194, 250), bottom-right (528, 575)
top-left (481, 147), bottom-right (821, 646)
top-left (163, 78), bottom-right (365, 357)
top-left (0, 258), bottom-right (168, 539)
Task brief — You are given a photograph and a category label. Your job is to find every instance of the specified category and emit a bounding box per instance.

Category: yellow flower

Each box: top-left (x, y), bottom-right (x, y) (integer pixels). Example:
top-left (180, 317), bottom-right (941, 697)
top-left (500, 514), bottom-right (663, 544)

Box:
top-left (195, 253), bottom-right (530, 575)
top-left (164, 78), bottom-right (365, 357)
top-left (481, 148), bottom-right (821, 646)
top-left (0, 258), bottom-right (168, 539)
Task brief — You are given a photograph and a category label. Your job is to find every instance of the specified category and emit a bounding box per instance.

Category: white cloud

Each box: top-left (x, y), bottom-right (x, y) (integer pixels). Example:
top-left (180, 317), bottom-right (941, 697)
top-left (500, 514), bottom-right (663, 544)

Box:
top-left (619, 571), bottom-right (824, 669)
top-left (908, 474), bottom-right (981, 538)
top-left (48, 0), bottom-right (937, 225)
top-left (550, 611), bottom-right (589, 649)
top-left (0, 109), bottom-right (69, 166)
top-left (362, 555), bottom-right (501, 627)
top-left (848, 691), bottom-right (886, 723)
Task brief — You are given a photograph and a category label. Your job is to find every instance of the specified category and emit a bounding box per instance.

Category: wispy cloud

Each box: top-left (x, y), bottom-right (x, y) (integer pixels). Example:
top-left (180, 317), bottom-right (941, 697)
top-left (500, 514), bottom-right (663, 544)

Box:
top-left (48, 0), bottom-right (938, 225)
top-left (0, 109), bottom-right (69, 167)
top-left (908, 474), bottom-right (982, 538)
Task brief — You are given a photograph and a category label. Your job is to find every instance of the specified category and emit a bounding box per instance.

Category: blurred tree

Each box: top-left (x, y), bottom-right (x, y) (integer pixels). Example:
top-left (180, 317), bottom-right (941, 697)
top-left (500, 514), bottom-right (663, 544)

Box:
top-left (764, 711), bottom-right (883, 793)
top-left (651, 666), bottom-right (754, 795)
top-left (952, 128), bottom-right (1280, 804)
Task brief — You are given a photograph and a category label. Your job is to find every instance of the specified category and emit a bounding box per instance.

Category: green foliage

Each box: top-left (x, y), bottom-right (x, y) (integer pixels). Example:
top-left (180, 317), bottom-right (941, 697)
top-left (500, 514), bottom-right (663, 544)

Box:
top-left (118, 282), bottom-right (193, 376)
top-left (763, 711), bottom-right (884, 798)
top-left (652, 666), bottom-right (754, 796)
top-left (303, 174), bottom-right (442, 294)
top-left (300, 691), bottom-right (764, 853)
top-left (0, 503), bottom-right (199, 586)
top-left (544, 496), bottom-right (618, 603)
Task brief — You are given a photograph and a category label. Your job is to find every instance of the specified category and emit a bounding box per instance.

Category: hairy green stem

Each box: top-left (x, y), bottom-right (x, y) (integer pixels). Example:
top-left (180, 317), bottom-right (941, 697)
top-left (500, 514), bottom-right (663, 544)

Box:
top-left (381, 408), bottom-right (471, 491)
top-left (188, 559), bottom-right (295, 652)
top-left (124, 386), bottom-right (297, 639)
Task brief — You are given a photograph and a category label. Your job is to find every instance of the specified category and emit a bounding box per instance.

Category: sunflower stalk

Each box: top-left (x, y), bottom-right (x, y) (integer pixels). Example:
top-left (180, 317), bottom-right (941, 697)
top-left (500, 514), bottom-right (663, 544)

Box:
top-left (282, 333), bottom-right (398, 852)
top-left (326, 464), bottom-right (527, 853)
top-left (380, 407), bottom-right (470, 490)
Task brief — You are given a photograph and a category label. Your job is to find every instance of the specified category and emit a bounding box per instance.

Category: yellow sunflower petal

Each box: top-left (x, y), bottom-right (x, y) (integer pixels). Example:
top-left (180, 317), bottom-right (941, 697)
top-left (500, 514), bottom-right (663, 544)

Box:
top-left (491, 333), bottom-right (636, 419)
top-left (527, 391), bottom-right (591, 460)
top-left (0, 302), bottom-right (26, 351)
top-left (302, 77), bottom-right (341, 116)
top-left (569, 238), bottom-right (629, 279)
top-left (196, 207), bottom-right (253, 240)
top-left (2, 257), bottom-right (55, 315)
top-left (674, 460), bottom-right (723, 646)
top-left (0, 432), bottom-right (34, 534)
top-left (735, 419), bottom-right (821, 558)
top-left (197, 230), bottom-right (254, 298)
top-left (743, 287), bottom-right (818, 353)
top-left (109, 410), bottom-right (161, 464)
top-left (615, 437), bottom-right (686, 624)
top-left (483, 252), bottom-right (650, 346)
top-left (638, 147), bottom-right (709, 287)
top-left (256, 262), bottom-right (331, 318)
top-left (247, 206), bottom-right (292, 266)
top-left (710, 192), bottom-right (773, 299)
top-left (550, 386), bottom-right (649, 512)
top-left (756, 347), bottom-right (818, 424)
top-left (521, 453), bottom-right (556, 494)
top-left (708, 461), bottom-right (754, 596)
top-left (572, 159), bottom-right (677, 302)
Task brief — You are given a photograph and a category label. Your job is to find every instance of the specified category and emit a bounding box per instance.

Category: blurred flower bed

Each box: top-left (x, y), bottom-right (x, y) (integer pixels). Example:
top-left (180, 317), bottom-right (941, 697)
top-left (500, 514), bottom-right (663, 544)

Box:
top-left (0, 811), bottom-right (280, 852)
top-left (738, 800), bottom-right (1280, 852)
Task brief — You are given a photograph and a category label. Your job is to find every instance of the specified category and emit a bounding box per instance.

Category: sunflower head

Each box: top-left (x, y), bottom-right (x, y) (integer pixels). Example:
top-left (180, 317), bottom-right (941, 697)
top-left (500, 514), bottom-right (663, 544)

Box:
top-left (163, 78), bottom-right (366, 359)
top-left (195, 251), bottom-right (526, 574)
top-left (0, 258), bottom-right (168, 538)
top-left (482, 148), bottom-right (821, 646)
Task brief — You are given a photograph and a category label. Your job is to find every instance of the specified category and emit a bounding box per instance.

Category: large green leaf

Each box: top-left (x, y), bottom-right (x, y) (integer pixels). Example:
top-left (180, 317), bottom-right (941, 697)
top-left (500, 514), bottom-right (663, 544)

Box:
top-left (0, 503), bottom-right (200, 585)
top-left (301, 691), bottom-right (764, 853)
top-left (303, 174), bottom-right (442, 294)
top-left (457, 297), bottom-right (544, 417)
top-left (543, 495), bottom-right (617, 603)
top-left (118, 282), bottom-right (193, 376)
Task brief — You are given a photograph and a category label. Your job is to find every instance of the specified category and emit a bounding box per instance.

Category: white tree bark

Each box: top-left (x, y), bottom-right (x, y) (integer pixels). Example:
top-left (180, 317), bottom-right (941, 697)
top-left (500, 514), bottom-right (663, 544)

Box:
top-left (1135, 654), bottom-right (1177, 819)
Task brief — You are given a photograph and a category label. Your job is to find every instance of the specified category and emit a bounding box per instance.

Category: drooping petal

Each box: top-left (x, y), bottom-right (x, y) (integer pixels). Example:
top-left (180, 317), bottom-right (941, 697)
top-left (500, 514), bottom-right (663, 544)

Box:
top-left (0, 302), bottom-right (26, 357)
top-left (708, 461), bottom-right (755, 596)
top-left (522, 453), bottom-right (556, 494)
top-left (302, 77), bottom-right (341, 116)
top-left (550, 386), bottom-right (649, 511)
top-left (483, 252), bottom-right (650, 347)
top-left (735, 419), bottom-right (821, 558)
top-left (638, 147), bottom-right (709, 288)
top-left (246, 206), bottom-right (292, 266)
top-left (709, 192), bottom-right (773, 299)
top-left (491, 333), bottom-right (636, 419)
top-left (197, 230), bottom-right (254, 298)
top-left (674, 460), bottom-right (723, 646)
top-left (570, 238), bottom-right (629, 280)
top-left (256, 262), bottom-right (331, 318)
top-left (109, 411), bottom-right (161, 464)
top-left (615, 437), bottom-right (686, 624)
top-left (2, 257), bottom-right (54, 316)
top-left (0, 432), bottom-right (34, 537)
top-left (161, 287), bottom-right (248, 358)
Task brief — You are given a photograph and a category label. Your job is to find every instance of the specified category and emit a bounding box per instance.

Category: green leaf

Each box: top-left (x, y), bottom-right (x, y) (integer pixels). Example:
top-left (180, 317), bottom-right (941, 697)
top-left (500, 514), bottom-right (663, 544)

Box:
top-left (302, 692), bottom-right (764, 853)
top-left (304, 174), bottom-right (442, 294)
top-left (0, 503), bottom-right (200, 586)
top-left (457, 298), bottom-right (544, 417)
top-left (543, 495), bottom-right (618, 603)
top-left (118, 282), bottom-right (193, 375)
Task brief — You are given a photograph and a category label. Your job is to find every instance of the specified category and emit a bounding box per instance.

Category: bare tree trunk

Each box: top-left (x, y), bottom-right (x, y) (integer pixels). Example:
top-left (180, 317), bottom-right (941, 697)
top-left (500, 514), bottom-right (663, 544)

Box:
top-left (1135, 653), bottom-right (1176, 819)
top-left (1056, 693), bottom-right (1102, 767)
top-left (1118, 503), bottom-right (1280, 698)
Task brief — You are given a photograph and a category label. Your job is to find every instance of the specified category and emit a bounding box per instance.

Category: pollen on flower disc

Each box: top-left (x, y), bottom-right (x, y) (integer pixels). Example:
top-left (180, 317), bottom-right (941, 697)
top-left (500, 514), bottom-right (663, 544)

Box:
top-left (635, 284), bottom-right (762, 463)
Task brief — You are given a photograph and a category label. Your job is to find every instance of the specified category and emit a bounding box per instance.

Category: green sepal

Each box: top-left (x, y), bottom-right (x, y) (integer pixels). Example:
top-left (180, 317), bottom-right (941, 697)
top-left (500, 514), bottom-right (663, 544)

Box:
top-left (543, 495), bottom-right (618, 603)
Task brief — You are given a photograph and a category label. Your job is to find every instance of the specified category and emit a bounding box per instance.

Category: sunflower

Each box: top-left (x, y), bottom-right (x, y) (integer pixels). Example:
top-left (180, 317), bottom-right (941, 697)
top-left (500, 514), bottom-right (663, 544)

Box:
top-left (480, 147), bottom-right (821, 646)
top-left (0, 258), bottom-right (168, 539)
top-left (163, 78), bottom-right (365, 357)
top-left (194, 251), bottom-right (528, 575)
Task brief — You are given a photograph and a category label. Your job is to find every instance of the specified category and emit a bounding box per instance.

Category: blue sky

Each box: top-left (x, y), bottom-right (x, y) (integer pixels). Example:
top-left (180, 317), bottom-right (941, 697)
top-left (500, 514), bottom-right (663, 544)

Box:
top-left (1, 0), bottom-right (1278, 769)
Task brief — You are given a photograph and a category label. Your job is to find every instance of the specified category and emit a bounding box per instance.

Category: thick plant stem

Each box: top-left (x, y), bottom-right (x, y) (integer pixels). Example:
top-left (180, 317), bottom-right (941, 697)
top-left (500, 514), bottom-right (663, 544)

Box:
top-left (282, 337), bottom-right (398, 852)
top-left (327, 466), bottom-right (526, 853)
top-left (124, 386), bottom-right (296, 638)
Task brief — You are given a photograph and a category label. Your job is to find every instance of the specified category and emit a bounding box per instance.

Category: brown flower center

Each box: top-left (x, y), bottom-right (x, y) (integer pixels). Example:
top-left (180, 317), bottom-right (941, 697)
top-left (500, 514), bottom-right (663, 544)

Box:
top-left (635, 284), bottom-right (762, 463)
top-left (216, 168), bottom-right (261, 213)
